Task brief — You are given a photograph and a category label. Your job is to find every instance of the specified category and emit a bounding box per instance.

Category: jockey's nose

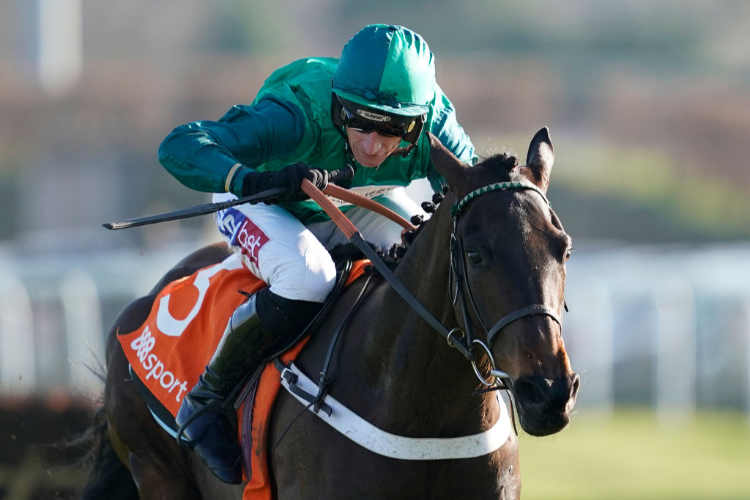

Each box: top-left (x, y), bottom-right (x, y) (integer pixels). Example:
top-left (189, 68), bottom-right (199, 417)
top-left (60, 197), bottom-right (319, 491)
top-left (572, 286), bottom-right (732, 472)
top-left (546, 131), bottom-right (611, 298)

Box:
top-left (360, 132), bottom-right (384, 155)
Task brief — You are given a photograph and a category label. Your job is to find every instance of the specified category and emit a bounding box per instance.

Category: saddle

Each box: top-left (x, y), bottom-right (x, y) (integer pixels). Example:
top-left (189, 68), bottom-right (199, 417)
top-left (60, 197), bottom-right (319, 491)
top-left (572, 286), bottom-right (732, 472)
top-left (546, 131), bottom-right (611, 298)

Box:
top-left (117, 251), bottom-right (370, 496)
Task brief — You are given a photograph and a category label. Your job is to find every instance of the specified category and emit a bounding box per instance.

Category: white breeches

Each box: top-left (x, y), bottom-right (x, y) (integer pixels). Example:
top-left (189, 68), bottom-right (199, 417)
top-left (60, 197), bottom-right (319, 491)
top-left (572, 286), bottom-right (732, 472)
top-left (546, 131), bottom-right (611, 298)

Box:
top-left (213, 188), bottom-right (424, 302)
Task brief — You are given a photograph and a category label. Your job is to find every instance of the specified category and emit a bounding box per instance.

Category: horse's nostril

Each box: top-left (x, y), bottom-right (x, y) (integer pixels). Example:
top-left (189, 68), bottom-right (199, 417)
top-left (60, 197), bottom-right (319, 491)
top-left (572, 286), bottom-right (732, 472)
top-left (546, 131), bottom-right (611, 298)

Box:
top-left (570, 374), bottom-right (581, 399)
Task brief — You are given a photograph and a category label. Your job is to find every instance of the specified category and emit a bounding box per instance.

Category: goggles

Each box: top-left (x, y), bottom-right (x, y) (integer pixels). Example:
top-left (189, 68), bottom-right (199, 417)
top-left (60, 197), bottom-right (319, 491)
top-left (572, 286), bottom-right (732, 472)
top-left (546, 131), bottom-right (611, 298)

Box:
top-left (338, 98), bottom-right (420, 139)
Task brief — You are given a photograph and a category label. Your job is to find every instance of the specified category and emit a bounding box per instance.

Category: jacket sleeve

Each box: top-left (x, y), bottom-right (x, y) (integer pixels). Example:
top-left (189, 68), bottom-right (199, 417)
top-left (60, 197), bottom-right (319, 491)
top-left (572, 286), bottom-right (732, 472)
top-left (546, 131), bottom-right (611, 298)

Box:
top-left (426, 91), bottom-right (477, 193)
top-left (157, 96), bottom-right (305, 197)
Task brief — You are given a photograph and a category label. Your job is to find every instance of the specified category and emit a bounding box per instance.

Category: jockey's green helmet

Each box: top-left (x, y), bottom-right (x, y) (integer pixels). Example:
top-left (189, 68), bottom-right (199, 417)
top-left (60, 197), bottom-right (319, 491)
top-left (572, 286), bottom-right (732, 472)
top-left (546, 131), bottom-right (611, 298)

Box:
top-left (332, 24), bottom-right (436, 118)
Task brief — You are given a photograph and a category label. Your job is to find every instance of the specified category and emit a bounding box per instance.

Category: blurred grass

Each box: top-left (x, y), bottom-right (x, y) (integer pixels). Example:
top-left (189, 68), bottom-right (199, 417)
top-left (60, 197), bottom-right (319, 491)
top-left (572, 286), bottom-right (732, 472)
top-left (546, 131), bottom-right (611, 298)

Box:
top-left (519, 409), bottom-right (750, 500)
top-left (554, 142), bottom-right (750, 239)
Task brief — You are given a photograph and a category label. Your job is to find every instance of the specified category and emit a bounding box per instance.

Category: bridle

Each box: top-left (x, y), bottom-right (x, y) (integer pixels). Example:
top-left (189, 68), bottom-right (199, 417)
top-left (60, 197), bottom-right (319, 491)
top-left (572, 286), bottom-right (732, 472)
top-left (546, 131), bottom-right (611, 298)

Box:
top-left (298, 176), bottom-right (565, 389)
top-left (266, 178), bottom-right (566, 452)
top-left (446, 180), bottom-right (564, 386)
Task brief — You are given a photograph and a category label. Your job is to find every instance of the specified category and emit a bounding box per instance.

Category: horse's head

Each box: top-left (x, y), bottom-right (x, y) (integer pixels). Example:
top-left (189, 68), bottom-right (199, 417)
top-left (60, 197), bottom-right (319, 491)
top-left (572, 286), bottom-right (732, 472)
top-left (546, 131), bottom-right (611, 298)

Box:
top-left (429, 129), bottom-right (579, 436)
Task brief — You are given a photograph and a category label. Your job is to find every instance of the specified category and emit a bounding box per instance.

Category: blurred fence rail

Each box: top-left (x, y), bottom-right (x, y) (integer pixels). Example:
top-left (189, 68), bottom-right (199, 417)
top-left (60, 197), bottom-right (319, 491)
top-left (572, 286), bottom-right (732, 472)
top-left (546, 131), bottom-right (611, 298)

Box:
top-left (0, 243), bottom-right (199, 398)
top-left (564, 241), bottom-right (750, 422)
top-left (1, 241), bottom-right (749, 422)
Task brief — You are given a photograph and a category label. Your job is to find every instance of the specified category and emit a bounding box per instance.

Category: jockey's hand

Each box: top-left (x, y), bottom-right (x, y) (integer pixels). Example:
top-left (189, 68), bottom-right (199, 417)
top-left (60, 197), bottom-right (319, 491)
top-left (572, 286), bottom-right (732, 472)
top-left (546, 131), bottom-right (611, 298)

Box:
top-left (241, 163), bottom-right (329, 204)
top-left (274, 163), bottom-right (330, 202)
top-left (271, 163), bottom-right (312, 201)
top-left (305, 167), bottom-right (329, 192)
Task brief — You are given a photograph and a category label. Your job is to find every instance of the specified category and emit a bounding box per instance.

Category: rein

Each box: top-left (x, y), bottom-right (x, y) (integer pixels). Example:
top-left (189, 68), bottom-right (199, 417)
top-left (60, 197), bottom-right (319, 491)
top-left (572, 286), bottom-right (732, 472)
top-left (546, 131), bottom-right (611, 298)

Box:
top-left (300, 177), bottom-right (564, 387)
top-left (302, 180), bottom-right (475, 361)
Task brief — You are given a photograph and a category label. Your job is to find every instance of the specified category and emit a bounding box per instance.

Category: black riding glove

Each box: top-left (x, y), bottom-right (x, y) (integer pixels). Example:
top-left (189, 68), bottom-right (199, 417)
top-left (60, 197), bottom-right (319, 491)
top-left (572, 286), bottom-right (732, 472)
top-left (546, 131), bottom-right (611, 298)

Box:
top-left (241, 163), bottom-right (329, 204)
top-left (305, 167), bottom-right (329, 192)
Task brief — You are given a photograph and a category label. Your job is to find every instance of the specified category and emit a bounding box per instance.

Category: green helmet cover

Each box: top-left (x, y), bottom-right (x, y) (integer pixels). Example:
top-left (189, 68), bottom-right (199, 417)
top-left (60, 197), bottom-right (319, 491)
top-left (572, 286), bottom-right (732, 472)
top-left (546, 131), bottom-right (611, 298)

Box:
top-left (332, 25), bottom-right (435, 117)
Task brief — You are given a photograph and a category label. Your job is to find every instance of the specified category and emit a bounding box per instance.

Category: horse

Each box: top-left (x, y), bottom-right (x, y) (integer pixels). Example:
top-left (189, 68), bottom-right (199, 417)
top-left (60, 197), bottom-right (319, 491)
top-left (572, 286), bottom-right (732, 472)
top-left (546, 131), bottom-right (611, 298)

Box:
top-left (82, 128), bottom-right (579, 500)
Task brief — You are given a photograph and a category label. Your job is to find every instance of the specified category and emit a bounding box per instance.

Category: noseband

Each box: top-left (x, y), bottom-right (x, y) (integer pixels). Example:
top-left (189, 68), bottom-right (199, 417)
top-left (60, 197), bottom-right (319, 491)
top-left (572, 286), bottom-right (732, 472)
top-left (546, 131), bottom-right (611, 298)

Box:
top-left (448, 180), bottom-right (563, 386)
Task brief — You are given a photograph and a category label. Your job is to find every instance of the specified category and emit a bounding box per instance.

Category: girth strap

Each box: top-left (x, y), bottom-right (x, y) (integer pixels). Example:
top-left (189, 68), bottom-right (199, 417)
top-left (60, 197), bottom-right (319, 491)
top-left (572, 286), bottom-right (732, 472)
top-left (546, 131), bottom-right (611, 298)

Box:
top-left (486, 304), bottom-right (561, 348)
top-left (277, 362), bottom-right (513, 460)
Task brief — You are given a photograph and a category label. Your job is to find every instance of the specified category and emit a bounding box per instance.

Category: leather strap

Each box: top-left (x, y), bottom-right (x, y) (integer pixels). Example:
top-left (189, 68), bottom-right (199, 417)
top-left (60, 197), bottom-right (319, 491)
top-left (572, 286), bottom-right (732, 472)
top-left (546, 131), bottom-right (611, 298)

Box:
top-left (302, 179), bottom-right (358, 238)
top-left (322, 183), bottom-right (417, 232)
top-left (300, 179), bottom-right (475, 361)
top-left (486, 305), bottom-right (562, 347)
top-left (277, 362), bottom-right (513, 460)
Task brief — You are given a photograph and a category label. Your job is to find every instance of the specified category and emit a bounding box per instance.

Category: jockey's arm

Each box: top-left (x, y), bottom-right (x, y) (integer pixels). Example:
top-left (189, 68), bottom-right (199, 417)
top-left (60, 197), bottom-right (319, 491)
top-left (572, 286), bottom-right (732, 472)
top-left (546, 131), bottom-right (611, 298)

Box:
top-left (158, 96), bottom-right (305, 198)
top-left (426, 87), bottom-right (477, 193)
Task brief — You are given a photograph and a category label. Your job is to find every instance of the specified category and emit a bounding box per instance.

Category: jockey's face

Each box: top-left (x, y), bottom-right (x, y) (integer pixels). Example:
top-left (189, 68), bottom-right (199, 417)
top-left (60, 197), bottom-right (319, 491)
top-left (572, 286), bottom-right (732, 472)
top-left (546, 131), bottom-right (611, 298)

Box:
top-left (346, 127), bottom-right (402, 168)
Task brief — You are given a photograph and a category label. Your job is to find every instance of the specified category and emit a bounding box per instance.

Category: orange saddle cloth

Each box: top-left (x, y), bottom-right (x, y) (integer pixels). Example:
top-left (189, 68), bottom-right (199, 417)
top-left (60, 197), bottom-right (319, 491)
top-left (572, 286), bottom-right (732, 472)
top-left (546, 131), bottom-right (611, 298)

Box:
top-left (118, 253), bottom-right (369, 499)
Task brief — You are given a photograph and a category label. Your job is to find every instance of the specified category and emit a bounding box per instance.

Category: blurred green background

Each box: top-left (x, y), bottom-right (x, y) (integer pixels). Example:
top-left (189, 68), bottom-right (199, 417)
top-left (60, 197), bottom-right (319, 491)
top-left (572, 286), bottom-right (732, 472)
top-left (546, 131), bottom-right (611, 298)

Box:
top-left (1, 1), bottom-right (749, 498)
top-left (3, 0), bottom-right (750, 245)
top-left (521, 409), bottom-right (750, 500)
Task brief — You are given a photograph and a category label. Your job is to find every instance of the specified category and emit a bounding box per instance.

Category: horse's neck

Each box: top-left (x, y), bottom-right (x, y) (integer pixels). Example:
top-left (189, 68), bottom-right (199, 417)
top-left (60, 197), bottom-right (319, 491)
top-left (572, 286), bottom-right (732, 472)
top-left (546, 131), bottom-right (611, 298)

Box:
top-left (359, 202), bottom-right (497, 433)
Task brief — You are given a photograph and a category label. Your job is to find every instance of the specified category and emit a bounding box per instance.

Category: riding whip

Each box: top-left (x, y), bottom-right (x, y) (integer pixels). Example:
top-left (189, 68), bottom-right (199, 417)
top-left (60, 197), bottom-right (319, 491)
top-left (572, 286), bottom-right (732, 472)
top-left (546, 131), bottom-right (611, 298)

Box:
top-left (103, 166), bottom-right (355, 230)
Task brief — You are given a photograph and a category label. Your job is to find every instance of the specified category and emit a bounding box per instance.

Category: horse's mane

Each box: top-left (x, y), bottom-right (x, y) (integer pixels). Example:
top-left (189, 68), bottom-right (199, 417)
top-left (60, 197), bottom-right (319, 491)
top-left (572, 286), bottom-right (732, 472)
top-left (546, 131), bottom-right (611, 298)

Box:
top-left (328, 241), bottom-right (402, 268)
top-left (478, 152), bottom-right (521, 182)
top-left (328, 191), bottom-right (445, 268)
top-left (482, 152), bottom-right (519, 170)
top-left (329, 151), bottom-right (520, 268)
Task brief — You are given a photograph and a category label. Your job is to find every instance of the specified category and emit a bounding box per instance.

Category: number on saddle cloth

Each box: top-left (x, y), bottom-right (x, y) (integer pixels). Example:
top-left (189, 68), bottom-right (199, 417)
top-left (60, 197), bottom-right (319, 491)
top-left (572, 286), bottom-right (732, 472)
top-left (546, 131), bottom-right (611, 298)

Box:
top-left (118, 254), bottom-right (359, 437)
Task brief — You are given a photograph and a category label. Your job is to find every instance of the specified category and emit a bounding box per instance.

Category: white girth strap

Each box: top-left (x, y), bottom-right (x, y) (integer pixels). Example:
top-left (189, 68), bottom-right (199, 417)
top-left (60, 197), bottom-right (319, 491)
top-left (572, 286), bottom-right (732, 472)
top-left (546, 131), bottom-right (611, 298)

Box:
top-left (279, 363), bottom-right (513, 460)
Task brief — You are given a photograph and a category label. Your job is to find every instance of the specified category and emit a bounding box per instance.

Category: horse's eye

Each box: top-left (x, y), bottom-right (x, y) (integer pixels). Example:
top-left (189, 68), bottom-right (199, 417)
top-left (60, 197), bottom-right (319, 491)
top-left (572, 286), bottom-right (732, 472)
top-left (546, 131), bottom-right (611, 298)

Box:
top-left (565, 248), bottom-right (573, 261)
top-left (466, 251), bottom-right (483, 267)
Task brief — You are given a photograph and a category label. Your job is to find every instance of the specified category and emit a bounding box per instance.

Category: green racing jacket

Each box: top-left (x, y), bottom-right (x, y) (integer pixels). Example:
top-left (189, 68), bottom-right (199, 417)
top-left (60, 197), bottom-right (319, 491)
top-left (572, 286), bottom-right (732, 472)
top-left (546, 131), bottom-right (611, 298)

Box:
top-left (158, 57), bottom-right (477, 224)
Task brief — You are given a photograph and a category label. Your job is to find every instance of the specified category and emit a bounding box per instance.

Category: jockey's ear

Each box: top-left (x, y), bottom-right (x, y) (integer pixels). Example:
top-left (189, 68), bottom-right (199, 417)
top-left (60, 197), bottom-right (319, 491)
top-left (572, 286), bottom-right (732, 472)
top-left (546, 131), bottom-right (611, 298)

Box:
top-left (428, 132), bottom-right (469, 195)
top-left (524, 127), bottom-right (555, 194)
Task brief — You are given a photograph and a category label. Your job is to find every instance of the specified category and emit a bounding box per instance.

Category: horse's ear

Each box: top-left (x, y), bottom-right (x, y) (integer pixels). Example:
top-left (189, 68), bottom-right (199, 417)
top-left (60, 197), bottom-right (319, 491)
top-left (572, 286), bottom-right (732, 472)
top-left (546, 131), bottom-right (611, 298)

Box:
top-left (428, 132), bottom-right (469, 193)
top-left (525, 127), bottom-right (555, 193)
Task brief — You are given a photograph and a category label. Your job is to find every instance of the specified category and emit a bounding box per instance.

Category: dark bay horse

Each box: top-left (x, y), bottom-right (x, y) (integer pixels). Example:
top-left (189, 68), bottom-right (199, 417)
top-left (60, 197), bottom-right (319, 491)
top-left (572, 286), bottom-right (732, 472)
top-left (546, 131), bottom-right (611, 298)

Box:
top-left (83, 129), bottom-right (579, 500)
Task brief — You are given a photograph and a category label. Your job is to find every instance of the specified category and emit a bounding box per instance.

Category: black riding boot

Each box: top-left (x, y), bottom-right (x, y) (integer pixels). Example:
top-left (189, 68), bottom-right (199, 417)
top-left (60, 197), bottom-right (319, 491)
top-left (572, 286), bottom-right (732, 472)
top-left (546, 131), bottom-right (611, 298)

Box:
top-left (175, 288), bottom-right (321, 484)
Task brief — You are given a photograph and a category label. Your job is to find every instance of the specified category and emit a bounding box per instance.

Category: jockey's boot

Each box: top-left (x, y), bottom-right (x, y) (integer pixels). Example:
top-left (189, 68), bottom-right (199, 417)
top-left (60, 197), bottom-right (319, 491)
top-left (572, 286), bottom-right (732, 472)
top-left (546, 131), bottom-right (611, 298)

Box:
top-left (175, 288), bottom-right (321, 484)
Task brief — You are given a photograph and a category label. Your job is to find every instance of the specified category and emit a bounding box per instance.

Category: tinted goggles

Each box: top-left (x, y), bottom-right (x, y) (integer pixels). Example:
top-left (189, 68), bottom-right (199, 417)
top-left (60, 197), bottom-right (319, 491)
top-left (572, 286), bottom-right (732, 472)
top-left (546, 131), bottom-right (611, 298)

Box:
top-left (339, 100), bottom-right (419, 138)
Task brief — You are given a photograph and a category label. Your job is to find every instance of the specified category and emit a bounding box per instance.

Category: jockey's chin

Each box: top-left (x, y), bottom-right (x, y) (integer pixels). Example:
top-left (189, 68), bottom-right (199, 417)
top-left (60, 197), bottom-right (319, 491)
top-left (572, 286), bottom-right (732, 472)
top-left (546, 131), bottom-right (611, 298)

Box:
top-left (346, 128), bottom-right (402, 168)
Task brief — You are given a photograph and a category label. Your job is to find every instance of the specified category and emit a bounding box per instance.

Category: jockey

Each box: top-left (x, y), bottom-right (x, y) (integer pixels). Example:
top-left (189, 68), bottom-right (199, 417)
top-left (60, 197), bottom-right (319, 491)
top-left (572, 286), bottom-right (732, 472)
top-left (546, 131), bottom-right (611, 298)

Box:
top-left (158, 24), bottom-right (476, 484)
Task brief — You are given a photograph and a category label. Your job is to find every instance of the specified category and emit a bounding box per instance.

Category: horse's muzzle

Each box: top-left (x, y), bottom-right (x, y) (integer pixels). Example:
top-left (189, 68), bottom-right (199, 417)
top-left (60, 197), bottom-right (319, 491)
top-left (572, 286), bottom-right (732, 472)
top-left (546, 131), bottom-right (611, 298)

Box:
top-left (512, 372), bottom-right (580, 436)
